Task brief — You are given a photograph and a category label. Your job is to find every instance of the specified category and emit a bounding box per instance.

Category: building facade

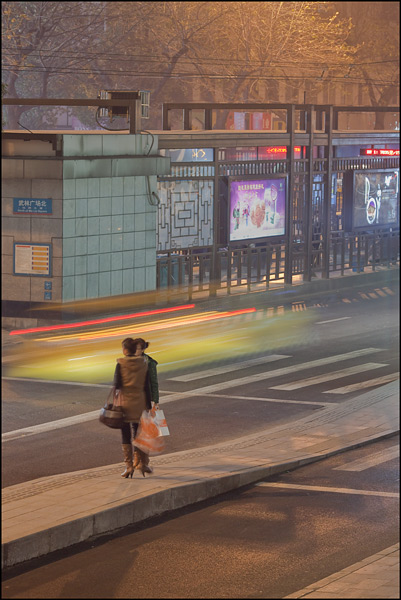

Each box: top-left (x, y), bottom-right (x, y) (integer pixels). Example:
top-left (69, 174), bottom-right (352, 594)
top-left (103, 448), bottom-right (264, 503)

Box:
top-left (2, 132), bottom-right (170, 325)
top-left (2, 103), bottom-right (399, 325)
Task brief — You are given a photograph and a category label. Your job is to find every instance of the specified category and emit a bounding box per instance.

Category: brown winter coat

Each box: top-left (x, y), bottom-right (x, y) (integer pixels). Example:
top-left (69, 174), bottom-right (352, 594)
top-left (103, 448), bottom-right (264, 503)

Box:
top-left (116, 356), bottom-right (148, 423)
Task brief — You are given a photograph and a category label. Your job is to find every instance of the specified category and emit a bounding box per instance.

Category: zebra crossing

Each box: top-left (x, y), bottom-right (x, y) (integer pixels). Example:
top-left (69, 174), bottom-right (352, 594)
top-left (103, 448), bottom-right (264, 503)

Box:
top-left (2, 346), bottom-right (397, 442)
top-left (164, 347), bottom-right (397, 402)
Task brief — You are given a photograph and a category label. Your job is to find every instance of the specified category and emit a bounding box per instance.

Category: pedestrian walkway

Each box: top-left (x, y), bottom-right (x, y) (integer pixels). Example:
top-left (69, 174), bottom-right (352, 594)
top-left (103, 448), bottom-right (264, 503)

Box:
top-left (2, 379), bottom-right (399, 600)
top-left (284, 543), bottom-right (399, 599)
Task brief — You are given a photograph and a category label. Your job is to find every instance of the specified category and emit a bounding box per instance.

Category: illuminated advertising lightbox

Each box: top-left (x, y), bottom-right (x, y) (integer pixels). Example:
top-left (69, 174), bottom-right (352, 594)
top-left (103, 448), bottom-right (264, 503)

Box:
top-left (229, 178), bottom-right (286, 242)
top-left (351, 170), bottom-right (399, 229)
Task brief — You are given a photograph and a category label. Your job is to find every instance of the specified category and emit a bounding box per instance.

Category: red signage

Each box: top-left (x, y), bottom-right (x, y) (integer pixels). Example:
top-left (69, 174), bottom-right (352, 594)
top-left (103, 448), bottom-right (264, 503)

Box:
top-left (360, 148), bottom-right (400, 156)
top-left (261, 146), bottom-right (302, 153)
top-left (258, 146), bottom-right (303, 160)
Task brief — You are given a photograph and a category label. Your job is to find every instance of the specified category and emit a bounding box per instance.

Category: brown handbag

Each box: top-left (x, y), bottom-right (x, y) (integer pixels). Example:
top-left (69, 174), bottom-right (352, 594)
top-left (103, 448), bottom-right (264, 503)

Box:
top-left (99, 387), bottom-right (125, 429)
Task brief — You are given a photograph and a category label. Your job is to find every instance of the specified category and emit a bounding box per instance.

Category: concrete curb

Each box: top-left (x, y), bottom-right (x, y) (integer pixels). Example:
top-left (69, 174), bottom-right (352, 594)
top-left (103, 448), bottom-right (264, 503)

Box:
top-left (2, 429), bottom-right (397, 571)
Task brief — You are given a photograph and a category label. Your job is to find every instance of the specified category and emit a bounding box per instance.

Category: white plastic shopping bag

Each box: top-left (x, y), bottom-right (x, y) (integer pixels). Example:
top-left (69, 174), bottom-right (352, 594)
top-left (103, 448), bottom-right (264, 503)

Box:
top-left (152, 408), bottom-right (170, 436)
top-left (135, 410), bottom-right (165, 456)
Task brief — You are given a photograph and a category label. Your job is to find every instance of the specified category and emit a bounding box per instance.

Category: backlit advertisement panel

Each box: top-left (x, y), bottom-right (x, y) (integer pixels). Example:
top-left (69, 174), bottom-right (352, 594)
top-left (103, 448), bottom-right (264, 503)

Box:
top-left (353, 170), bottom-right (399, 229)
top-left (229, 178), bottom-right (286, 242)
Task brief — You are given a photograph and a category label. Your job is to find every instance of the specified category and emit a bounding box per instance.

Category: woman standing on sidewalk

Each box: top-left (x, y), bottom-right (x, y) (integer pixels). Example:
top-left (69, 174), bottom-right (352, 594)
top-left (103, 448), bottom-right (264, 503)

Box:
top-left (113, 337), bottom-right (159, 478)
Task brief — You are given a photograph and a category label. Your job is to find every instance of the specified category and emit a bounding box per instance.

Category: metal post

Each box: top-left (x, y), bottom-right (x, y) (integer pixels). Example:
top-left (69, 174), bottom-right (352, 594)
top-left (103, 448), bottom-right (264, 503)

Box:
top-left (205, 109), bottom-right (212, 130)
top-left (285, 105), bottom-right (295, 284)
top-left (304, 105), bottom-right (314, 282)
top-left (188, 251), bottom-right (194, 301)
top-left (323, 105), bottom-right (333, 278)
top-left (210, 146), bottom-right (219, 297)
top-left (266, 244), bottom-right (271, 289)
top-left (162, 104), bottom-right (169, 130)
top-left (129, 102), bottom-right (136, 134)
top-left (247, 246), bottom-right (252, 291)
top-left (184, 108), bottom-right (190, 130)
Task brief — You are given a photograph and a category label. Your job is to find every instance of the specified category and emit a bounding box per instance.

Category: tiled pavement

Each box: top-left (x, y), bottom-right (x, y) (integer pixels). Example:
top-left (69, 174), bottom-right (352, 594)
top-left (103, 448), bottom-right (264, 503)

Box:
top-left (2, 379), bottom-right (399, 598)
top-left (284, 543), bottom-right (399, 599)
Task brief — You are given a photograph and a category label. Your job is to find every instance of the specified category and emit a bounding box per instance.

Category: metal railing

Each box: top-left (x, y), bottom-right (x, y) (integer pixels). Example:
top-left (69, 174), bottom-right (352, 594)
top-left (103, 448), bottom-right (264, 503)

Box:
top-left (156, 230), bottom-right (399, 299)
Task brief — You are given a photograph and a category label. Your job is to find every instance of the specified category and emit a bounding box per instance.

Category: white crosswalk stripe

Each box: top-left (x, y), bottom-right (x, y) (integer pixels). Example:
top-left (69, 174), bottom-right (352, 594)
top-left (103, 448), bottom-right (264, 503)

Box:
top-left (334, 445), bottom-right (399, 472)
top-left (168, 354), bottom-right (291, 381)
top-left (270, 363), bottom-right (387, 391)
top-left (324, 373), bottom-right (399, 394)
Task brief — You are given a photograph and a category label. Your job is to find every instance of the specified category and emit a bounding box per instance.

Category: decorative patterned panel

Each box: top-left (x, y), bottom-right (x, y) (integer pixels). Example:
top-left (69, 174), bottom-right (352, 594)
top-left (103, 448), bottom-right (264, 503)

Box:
top-left (157, 180), bottom-right (214, 251)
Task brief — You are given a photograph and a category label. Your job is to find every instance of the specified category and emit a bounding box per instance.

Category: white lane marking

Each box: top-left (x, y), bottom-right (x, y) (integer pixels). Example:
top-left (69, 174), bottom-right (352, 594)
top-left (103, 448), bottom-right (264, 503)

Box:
top-left (2, 410), bottom-right (101, 442)
top-left (334, 445), bottom-right (399, 472)
top-left (270, 363), bottom-right (387, 391)
top-left (2, 391), bottom-right (334, 443)
top-left (256, 482), bottom-right (399, 498)
top-left (2, 377), bottom-right (111, 388)
top-left (197, 393), bottom-right (337, 407)
top-left (324, 373), bottom-right (399, 394)
top-left (316, 317), bottom-right (352, 325)
top-left (1, 348), bottom-right (383, 441)
top-left (168, 355), bottom-right (291, 381)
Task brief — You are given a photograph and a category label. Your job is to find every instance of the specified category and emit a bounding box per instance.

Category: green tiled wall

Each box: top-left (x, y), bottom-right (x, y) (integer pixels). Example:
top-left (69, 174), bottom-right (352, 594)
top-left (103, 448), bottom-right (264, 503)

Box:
top-left (62, 174), bottom-right (158, 301)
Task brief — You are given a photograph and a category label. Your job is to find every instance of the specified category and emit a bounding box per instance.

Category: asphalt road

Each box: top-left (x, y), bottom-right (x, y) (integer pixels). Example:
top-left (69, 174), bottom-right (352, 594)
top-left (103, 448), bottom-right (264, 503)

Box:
top-left (2, 285), bottom-right (399, 488)
top-left (2, 435), bottom-right (399, 599)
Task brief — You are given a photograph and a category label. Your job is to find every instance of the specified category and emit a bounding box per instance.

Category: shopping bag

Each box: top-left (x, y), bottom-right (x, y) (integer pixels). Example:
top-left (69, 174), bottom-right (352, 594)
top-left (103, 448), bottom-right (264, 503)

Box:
top-left (134, 410), bottom-right (165, 456)
top-left (99, 388), bottom-right (124, 429)
top-left (151, 408), bottom-right (170, 436)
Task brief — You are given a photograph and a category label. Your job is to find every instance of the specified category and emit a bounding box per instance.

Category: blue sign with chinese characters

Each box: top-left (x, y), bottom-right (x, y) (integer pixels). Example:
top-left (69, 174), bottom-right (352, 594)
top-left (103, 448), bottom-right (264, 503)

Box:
top-left (13, 198), bottom-right (52, 214)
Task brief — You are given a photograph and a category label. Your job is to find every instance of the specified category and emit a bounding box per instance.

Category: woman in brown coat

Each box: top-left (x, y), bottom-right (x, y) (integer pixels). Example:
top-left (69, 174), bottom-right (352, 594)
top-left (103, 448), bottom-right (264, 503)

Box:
top-left (114, 337), bottom-right (159, 478)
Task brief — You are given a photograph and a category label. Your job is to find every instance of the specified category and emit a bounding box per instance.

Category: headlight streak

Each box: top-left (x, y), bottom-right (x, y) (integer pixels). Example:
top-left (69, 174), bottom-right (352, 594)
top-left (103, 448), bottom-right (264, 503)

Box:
top-left (36, 311), bottom-right (220, 342)
top-left (36, 308), bottom-right (257, 342)
top-left (9, 304), bottom-right (195, 336)
top-left (67, 355), bottom-right (97, 361)
top-left (76, 308), bottom-right (257, 341)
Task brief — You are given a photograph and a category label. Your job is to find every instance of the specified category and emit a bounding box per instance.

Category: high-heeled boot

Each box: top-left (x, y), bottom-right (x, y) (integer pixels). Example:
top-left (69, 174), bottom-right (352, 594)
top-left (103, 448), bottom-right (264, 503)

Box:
top-left (133, 449), bottom-right (141, 470)
top-left (121, 444), bottom-right (134, 478)
top-left (135, 447), bottom-right (153, 477)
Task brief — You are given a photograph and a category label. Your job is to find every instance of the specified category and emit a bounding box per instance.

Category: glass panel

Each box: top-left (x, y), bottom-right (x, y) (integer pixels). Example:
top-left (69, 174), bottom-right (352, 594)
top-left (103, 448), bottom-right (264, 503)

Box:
top-left (218, 147), bottom-right (257, 161)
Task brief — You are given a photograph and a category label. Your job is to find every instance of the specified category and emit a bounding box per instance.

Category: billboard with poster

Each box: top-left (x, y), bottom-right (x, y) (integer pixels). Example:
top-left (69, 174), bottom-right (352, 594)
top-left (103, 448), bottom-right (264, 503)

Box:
top-left (350, 170), bottom-right (399, 229)
top-left (229, 177), bottom-right (286, 242)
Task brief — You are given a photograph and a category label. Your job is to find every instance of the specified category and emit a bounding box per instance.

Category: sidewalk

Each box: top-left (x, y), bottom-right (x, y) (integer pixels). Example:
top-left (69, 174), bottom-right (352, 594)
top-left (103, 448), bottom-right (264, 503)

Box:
top-left (284, 543), bottom-right (399, 599)
top-left (2, 380), bottom-right (399, 598)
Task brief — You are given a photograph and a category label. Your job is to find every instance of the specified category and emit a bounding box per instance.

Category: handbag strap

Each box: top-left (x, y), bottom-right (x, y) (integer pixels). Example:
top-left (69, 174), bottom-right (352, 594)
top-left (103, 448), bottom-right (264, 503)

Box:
top-left (105, 386), bottom-right (118, 407)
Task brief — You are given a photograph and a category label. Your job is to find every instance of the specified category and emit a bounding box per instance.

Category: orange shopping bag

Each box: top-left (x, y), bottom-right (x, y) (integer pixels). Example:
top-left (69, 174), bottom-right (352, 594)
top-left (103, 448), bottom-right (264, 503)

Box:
top-left (135, 410), bottom-right (165, 456)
